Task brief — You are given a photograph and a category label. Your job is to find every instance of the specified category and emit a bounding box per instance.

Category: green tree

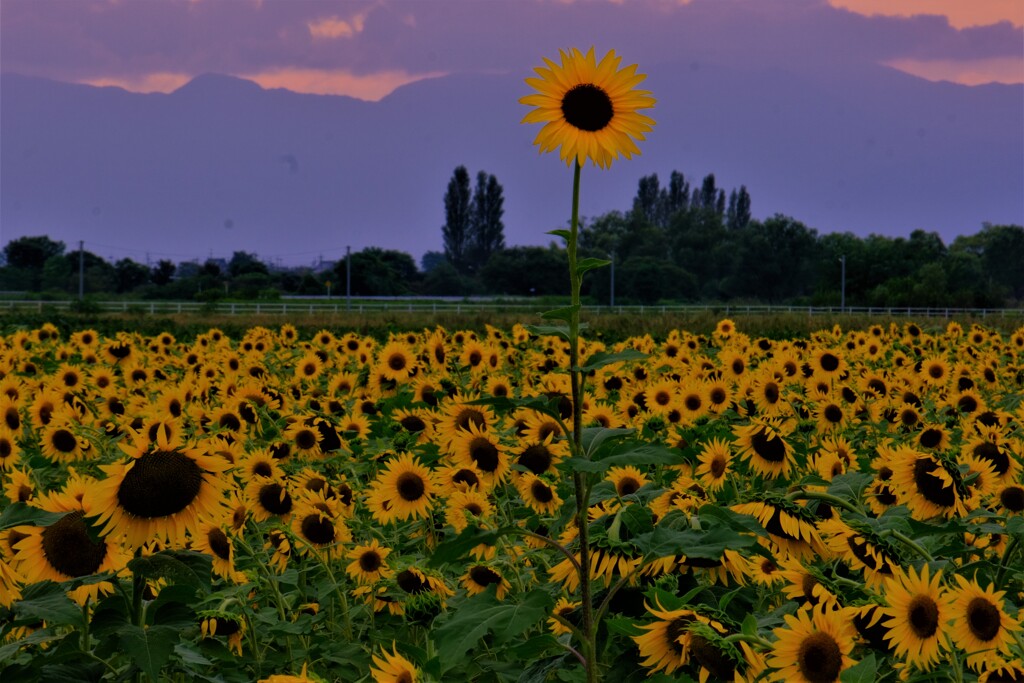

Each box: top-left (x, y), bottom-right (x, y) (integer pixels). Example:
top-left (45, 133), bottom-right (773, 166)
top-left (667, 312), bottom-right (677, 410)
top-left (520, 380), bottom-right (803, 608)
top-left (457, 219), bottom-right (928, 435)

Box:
top-left (114, 258), bottom-right (151, 293)
top-left (480, 246), bottom-right (566, 296)
top-left (467, 172), bottom-right (506, 272)
top-left (151, 260), bottom-right (177, 286)
top-left (334, 248), bottom-right (420, 296)
top-left (443, 166), bottom-right (472, 274)
top-left (726, 186), bottom-right (751, 230)
top-left (228, 251), bottom-right (269, 277)
top-left (2, 235), bottom-right (66, 291)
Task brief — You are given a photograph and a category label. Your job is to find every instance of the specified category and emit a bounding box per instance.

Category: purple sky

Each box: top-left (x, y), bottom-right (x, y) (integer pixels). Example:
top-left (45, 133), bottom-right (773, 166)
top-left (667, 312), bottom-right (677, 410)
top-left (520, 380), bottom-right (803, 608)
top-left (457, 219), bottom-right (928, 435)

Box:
top-left (1, 0), bottom-right (1022, 265)
top-left (2, 0), bottom-right (1021, 98)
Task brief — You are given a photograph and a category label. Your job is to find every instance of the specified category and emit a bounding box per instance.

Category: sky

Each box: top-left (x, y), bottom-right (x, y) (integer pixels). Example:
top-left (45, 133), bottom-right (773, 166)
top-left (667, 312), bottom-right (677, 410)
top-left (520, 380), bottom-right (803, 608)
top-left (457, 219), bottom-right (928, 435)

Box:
top-left (1, 0), bottom-right (1022, 265)
top-left (2, 0), bottom-right (1021, 100)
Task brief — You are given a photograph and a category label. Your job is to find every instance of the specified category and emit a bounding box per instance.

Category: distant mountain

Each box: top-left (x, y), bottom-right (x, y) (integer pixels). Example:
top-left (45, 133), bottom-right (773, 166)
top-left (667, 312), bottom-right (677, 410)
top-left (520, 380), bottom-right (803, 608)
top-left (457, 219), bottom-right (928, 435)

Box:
top-left (1, 65), bottom-right (1021, 265)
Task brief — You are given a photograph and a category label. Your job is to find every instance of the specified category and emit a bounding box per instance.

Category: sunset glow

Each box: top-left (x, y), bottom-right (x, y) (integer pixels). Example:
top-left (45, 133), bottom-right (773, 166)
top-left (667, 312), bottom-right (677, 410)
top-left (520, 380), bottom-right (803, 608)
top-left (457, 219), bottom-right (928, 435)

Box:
top-left (887, 56), bottom-right (1024, 86)
top-left (240, 68), bottom-right (446, 101)
top-left (829, 0), bottom-right (1023, 29)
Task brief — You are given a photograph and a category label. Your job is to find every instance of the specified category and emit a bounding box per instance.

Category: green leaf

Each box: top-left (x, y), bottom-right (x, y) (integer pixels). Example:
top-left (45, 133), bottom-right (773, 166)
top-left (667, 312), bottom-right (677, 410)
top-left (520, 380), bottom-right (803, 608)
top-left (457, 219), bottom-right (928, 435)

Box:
top-left (605, 617), bottom-right (644, 637)
top-left (119, 624), bottom-right (178, 681)
top-left (579, 349), bottom-right (647, 373)
top-left (541, 305), bottom-right (578, 322)
top-left (127, 550), bottom-right (213, 591)
top-left (547, 229), bottom-right (572, 241)
top-left (565, 442), bottom-right (683, 473)
top-left (740, 613), bottom-right (759, 636)
top-left (633, 521), bottom-right (758, 559)
top-left (433, 590), bottom-right (552, 672)
top-left (840, 653), bottom-right (877, 683)
top-left (523, 324), bottom-right (571, 340)
top-left (576, 257), bottom-right (611, 277)
top-left (13, 581), bottom-right (84, 629)
top-left (580, 427), bottom-right (634, 458)
top-left (429, 527), bottom-right (509, 568)
top-left (0, 502), bottom-right (64, 531)
top-left (698, 505), bottom-right (769, 538)
top-left (620, 503), bottom-right (655, 536)
top-left (826, 472), bottom-right (873, 502)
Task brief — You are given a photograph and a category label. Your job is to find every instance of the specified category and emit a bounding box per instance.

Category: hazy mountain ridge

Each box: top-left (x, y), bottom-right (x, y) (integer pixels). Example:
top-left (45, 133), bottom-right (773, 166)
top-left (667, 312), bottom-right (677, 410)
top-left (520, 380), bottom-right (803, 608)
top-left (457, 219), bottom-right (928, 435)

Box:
top-left (1, 66), bottom-right (1021, 264)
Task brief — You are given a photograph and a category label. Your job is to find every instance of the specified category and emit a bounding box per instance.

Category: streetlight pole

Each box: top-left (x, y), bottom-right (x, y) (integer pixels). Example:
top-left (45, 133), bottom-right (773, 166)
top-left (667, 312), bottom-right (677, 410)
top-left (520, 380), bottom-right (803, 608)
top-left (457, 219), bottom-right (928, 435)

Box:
top-left (346, 245), bottom-right (351, 311)
top-left (78, 240), bottom-right (85, 300)
top-left (839, 255), bottom-right (846, 313)
top-left (609, 250), bottom-right (615, 308)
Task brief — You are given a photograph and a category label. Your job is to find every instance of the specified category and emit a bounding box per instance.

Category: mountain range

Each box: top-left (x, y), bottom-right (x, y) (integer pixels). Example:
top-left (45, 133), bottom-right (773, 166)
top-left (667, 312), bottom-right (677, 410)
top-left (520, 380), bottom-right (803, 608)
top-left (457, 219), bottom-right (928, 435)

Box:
top-left (1, 63), bottom-right (1021, 266)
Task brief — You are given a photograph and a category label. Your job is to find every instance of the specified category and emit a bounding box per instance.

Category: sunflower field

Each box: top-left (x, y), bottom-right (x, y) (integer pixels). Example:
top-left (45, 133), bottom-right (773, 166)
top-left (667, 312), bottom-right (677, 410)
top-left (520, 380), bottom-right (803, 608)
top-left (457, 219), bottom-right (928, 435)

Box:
top-left (0, 318), bottom-right (1021, 683)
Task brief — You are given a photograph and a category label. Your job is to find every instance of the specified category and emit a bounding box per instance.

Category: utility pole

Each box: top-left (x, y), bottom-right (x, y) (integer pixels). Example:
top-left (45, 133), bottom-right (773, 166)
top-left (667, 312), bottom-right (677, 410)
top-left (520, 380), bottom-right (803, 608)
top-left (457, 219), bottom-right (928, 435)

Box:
top-left (609, 250), bottom-right (615, 307)
top-left (346, 245), bottom-right (351, 311)
top-left (78, 241), bottom-right (85, 300)
top-left (839, 255), bottom-right (846, 313)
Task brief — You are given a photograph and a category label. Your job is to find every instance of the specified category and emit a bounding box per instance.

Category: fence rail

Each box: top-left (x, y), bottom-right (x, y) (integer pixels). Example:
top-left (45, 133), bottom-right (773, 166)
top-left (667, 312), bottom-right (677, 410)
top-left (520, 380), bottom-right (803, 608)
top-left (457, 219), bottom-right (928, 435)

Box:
top-left (2, 299), bottom-right (1023, 319)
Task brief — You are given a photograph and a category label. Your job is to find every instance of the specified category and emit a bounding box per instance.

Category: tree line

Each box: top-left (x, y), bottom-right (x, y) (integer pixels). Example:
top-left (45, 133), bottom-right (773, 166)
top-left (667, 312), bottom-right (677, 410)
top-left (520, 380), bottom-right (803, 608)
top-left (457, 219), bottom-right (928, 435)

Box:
top-left (1, 167), bottom-right (1021, 306)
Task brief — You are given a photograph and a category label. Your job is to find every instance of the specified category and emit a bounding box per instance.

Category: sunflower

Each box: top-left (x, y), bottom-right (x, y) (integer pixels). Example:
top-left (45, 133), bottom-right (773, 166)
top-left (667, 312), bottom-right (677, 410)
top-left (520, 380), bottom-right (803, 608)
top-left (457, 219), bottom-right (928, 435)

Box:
top-left (444, 489), bottom-right (493, 532)
top-left (85, 432), bottom-right (229, 548)
top-left (0, 427), bottom-right (22, 470)
top-left (5, 468), bottom-right (35, 504)
top-left (890, 447), bottom-right (969, 519)
top-left (811, 348), bottom-right (846, 381)
top-left (919, 356), bottom-right (950, 385)
top-left (246, 478), bottom-right (295, 523)
top-left (13, 508), bottom-right (129, 605)
top-left (376, 340), bottom-right (418, 383)
top-left (882, 564), bottom-right (951, 670)
top-left (996, 484), bottom-right (1024, 515)
top-left (346, 539), bottom-right (393, 585)
top-left (520, 47), bottom-right (655, 169)
top-left (191, 519), bottom-right (245, 582)
top-left (283, 421), bottom-right (323, 459)
top-left (290, 496), bottom-right (350, 559)
top-left (768, 606), bottom-right (857, 683)
top-left (200, 612), bottom-right (246, 656)
top-left (548, 597), bottom-right (581, 636)
top-left (949, 574), bottom-right (1021, 669)
top-left (0, 558), bottom-right (23, 608)
top-left (694, 437), bottom-right (732, 492)
top-left (370, 643), bottom-right (419, 683)
top-left (632, 602), bottom-right (728, 676)
top-left (733, 498), bottom-right (824, 560)
top-left (461, 564), bottom-right (510, 599)
top-left (516, 473), bottom-right (563, 515)
top-left (733, 419), bottom-right (795, 479)
top-left (293, 352), bottom-right (324, 383)
top-left (979, 660), bottom-right (1024, 683)
top-left (513, 433), bottom-right (566, 476)
top-left (369, 453), bottom-right (436, 523)
top-left (449, 422), bottom-right (509, 485)
top-left (607, 465), bottom-right (649, 498)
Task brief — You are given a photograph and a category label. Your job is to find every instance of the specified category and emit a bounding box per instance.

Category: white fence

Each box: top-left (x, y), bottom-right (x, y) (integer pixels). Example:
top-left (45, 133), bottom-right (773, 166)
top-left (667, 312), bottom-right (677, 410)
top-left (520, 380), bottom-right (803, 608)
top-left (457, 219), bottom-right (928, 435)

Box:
top-left (2, 299), bottom-right (1022, 319)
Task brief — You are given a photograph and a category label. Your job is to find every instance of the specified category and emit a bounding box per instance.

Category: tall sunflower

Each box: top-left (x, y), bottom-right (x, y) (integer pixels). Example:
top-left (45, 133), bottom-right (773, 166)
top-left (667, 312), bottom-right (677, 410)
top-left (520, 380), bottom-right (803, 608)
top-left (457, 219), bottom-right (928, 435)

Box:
top-left (768, 607), bottom-right (857, 683)
top-left (949, 574), bottom-right (1021, 669)
top-left (369, 453), bottom-right (437, 523)
top-left (882, 564), bottom-right (952, 671)
top-left (520, 47), bottom-right (655, 169)
top-left (346, 539), bottom-right (393, 585)
top-left (85, 433), bottom-right (229, 548)
top-left (370, 643), bottom-right (419, 683)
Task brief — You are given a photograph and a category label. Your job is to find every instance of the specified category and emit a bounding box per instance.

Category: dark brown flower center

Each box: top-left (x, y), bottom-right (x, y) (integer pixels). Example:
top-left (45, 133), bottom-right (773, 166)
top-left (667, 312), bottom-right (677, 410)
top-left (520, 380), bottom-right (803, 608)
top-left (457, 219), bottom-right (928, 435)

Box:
top-left (455, 408), bottom-right (486, 432)
top-left (518, 444), bottom-right (553, 474)
top-left (908, 595), bottom-right (940, 639)
top-left (50, 428), bottom-right (78, 453)
top-left (530, 480), bottom-right (554, 504)
top-left (1000, 486), bottom-right (1024, 512)
top-left (295, 429), bottom-right (318, 450)
top-left (257, 483), bottom-right (293, 516)
top-left (117, 450), bottom-right (203, 518)
top-left (616, 476), bottom-right (641, 496)
top-left (561, 84), bottom-right (614, 132)
top-left (469, 565), bottom-right (502, 586)
top-left (397, 472), bottom-right (426, 501)
top-left (912, 458), bottom-right (955, 507)
top-left (207, 527), bottom-right (232, 560)
top-left (397, 569), bottom-right (426, 594)
top-left (469, 437), bottom-right (499, 472)
top-left (41, 511), bottom-right (107, 577)
top-left (751, 428), bottom-right (786, 462)
top-left (819, 353), bottom-right (840, 372)
top-left (300, 513), bottom-right (336, 545)
top-left (797, 631), bottom-right (843, 683)
top-left (359, 550), bottom-right (382, 572)
top-left (967, 596), bottom-right (1002, 642)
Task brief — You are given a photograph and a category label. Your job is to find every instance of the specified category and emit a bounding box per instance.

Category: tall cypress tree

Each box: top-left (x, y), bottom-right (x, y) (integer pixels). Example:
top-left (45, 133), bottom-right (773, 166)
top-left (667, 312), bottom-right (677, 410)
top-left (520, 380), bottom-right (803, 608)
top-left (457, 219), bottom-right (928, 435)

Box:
top-left (468, 171), bottom-right (506, 272)
top-left (442, 166), bottom-right (472, 274)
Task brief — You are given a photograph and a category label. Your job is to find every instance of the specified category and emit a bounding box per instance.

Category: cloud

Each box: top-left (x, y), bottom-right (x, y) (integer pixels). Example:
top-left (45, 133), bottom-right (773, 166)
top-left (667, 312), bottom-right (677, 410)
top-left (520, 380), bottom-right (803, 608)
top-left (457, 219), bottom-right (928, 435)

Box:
top-left (80, 71), bottom-right (192, 93)
top-left (886, 56), bottom-right (1024, 85)
top-left (1, 0), bottom-right (1020, 91)
top-left (240, 67), bottom-right (445, 100)
top-left (828, 0), bottom-right (1023, 29)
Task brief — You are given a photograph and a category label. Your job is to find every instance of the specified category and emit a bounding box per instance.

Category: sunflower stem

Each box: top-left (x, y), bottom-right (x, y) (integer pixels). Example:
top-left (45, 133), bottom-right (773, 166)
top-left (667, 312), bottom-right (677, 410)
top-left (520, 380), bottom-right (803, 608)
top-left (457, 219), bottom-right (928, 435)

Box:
top-left (881, 529), bottom-right (934, 562)
top-left (785, 489), bottom-right (860, 514)
top-left (505, 528), bottom-right (582, 576)
top-left (724, 632), bottom-right (773, 650)
top-left (995, 536), bottom-right (1020, 588)
top-left (566, 159), bottom-right (598, 683)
